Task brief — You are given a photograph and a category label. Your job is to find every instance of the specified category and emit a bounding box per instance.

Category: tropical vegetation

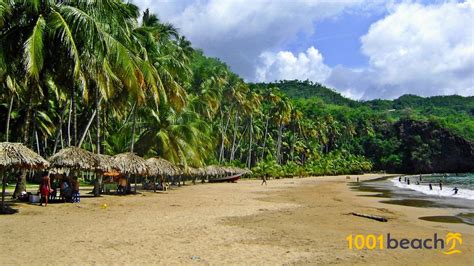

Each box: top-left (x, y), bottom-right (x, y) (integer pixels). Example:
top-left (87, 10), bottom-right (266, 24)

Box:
top-left (1, 1), bottom-right (473, 193)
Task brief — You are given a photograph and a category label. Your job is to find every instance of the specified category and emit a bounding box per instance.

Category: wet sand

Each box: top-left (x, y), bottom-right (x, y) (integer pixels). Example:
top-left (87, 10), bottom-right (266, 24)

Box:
top-left (0, 174), bottom-right (472, 264)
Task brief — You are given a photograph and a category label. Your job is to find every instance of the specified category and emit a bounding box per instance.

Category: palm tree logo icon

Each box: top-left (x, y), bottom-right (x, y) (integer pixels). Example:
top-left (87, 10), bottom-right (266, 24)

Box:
top-left (444, 233), bottom-right (462, 255)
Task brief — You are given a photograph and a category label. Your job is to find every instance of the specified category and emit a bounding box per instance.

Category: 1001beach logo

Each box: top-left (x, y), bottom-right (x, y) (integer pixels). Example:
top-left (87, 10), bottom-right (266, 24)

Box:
top-left (346, 233), bottom-right (462, 255)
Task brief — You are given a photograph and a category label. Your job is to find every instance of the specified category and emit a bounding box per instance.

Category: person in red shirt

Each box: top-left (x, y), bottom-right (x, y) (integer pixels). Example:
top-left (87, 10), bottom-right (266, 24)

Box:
top-left (39, 173), bottom-right (51, 206)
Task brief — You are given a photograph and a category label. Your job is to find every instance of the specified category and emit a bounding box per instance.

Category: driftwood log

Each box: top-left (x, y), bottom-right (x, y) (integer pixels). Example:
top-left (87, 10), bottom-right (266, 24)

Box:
top-left (350, 212), bottom-right (388, 222)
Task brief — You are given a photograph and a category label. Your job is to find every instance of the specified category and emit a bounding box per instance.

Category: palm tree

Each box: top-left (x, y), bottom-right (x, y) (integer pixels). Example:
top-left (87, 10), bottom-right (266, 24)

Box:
top-left (1, 0), bottom-right (159, 196)
top-left (273, 95), bottom-right (292, 164)
top-left (135, 103), bottom-right (212, 167)
top-left (243, 91), bottom-right (262, 168)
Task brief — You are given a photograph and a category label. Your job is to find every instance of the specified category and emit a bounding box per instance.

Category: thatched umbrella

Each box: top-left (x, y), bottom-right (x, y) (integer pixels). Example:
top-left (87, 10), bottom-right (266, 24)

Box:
top-left (92, 154), bottom-right (120, 196)
top-left (241, 168), bottom-right (253, 175)
top-left (96, 154), bottom-right (118, 173)
top-left (204, 165), bottom-right (226, 177)
top-left (146, 157), bottom-right (179, 177)
top-left (185, 167), bottom-right (206, 184)
top-left (0, 142), bottom-right (49, 213)
top-left (223, 166), bottom-right (235, 175)
top-left (146, 157), bottom-right (179, 192)
top-left (48, 147), bottom-right (98, 172)
top-left (49, 147), bottom-right (103, 197)
top-left (112, 152), bottom-right (148, 192)
top-left (187, 167), bottom-right (205, 177)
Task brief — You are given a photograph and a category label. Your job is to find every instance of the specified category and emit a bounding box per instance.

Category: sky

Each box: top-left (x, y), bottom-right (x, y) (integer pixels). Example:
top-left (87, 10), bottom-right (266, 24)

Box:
top-left (131, 0), bottom-right (474, 100)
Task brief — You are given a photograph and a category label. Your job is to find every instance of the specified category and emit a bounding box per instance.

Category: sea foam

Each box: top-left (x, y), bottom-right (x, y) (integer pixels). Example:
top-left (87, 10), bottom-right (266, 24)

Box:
top-left (391, 177), bottom-right (474, 200)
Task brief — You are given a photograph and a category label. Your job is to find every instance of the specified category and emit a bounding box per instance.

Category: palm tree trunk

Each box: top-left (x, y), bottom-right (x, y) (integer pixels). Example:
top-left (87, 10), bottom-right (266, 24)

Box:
top-left (5, 96), bottom-right (14, 142)
top-left (53, 103), bottom-right (69, 154)
top-left (87, 131), bottom-right (93, 152)
top-left (23, 94), bottom-right (33, 145)
top-left (96, 93), bottom-right (101, 155)
top-left (34, 129), bottom-right (40, 155)
top-left (67, 99), bottom-right (72, 147)
top-left (219, 110), bottom-right (231, 163)
top-left (78, 97), bottom-right (102, 148)
top-left (13, 94), bottom-right (33, 199)
top-left (260, 116), bottom-right (269, 160)
top-left (1, 169), bottom-right (6, 213)
top-left (230, 112), bottom-right (239, 161)
top-left (289, 123), bottom-right (296, 160)
top-left (60, 128), bottom-right (64, 150)
top-left (0, 169), bottom-right (7, 213)
top-left (101, 108), bottom-right (107, 154)
top-left (94, 90), bottom-right (102, 196)
top-left (247, 114), bottom-right (253, 168)
top-left (236, 125), bottom-right (248, 162)
top-left (276, 121), bottom-right (283, 164)
top-left (77, 112), bottom-right (95, 148)
top-left (130, 105), bottom-right (137, 153)
top-left (71, 86), bottom-right (77, 146)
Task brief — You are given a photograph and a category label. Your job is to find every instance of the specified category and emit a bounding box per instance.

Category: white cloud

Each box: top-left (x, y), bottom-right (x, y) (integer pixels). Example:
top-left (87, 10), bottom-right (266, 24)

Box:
top-left (259, 1), bottom-right (474, 99)
top-left (256, 47), bottom-right (331, 83)
top-left (132, 0), bottom-right (378, 78)
top-left (133, 0), bottom-right (474, 99)
top-left (356, 1), bottom-right (474, 98)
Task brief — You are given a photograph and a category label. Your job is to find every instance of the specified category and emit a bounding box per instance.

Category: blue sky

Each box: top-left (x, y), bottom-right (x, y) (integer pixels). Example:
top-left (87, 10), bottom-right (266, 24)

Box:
top-left (286, 10), bottom-right (386, 69)
top-left (132, 0), bottom-right (474, 100)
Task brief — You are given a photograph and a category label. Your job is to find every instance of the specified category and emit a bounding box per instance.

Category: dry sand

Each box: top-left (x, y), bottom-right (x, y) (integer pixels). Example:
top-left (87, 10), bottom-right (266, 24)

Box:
top-left (0, 174), bottom-right (472, 265)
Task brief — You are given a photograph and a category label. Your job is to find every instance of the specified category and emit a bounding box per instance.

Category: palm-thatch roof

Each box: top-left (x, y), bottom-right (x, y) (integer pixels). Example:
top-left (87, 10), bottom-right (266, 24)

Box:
top-left (96, 154), bottom-right (118, 173)
top-left (240, 168), bottom-right (253, 175)
top-left (229, 166), bottom-right (252, 175)
top-left (112, 152), bottom-right (148, 176)
top-left (201, 165), bottom-right (252, 176)
top-left (146, 157), bottom-right (180, 176)
top-left (187, 167), bottom-right (205, 177)
top-left (0, 142), bottom-right (49, 170)
top-left (48, 147), bottom-right (98, 171)
top-left (203, 165), bottom-right (226, 176)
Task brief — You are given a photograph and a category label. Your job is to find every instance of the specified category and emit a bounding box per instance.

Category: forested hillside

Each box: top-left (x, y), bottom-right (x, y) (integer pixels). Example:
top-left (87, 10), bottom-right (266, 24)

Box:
top-left (251, 80), bottom-right (474, 174)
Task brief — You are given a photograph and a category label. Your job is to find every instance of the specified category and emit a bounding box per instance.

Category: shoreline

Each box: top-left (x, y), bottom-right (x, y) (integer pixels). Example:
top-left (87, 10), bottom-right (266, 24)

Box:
top-left (0, 174), bottom-right (472, 264)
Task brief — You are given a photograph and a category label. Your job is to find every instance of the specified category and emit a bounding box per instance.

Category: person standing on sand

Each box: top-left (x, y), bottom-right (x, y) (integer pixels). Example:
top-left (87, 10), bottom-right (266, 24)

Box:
top-left (429, 183), bottom-right (433, 190)
top-left (261, 174), bottom-right (267, 186)
top-left (399, 176), bottom-right (402, 182)
top-left (407, 178), bottom-right (410, 185)
top-left (39, 173), bottom-right (51, 207)
top-left (439, 182), bottom-right (443, 190)
top-left (71, 179), bottom-right (80, 203)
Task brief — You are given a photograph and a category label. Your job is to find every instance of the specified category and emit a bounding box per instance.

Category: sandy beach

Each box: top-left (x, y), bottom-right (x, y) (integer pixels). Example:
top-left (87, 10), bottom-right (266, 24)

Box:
top-left (0, 174), bottom-right (472, 265)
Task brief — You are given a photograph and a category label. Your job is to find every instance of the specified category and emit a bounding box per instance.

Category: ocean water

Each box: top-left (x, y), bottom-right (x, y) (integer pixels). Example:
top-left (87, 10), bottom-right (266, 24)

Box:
top-left (350, 175), bottom-right (474, 225)
top-left (391, 174), bottom-right (474, 201)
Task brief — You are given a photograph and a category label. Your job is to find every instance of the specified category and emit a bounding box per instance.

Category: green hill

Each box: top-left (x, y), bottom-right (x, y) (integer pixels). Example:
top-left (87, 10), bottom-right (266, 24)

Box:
top-left (252, 80), bottom-right (359, 107)
top-left (254, 80), bottom-right (474, 141)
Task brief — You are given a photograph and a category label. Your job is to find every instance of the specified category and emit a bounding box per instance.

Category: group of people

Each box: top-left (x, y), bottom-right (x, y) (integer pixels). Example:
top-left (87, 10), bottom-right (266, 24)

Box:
top-left (38, 173), bottom-right (81, 206)
top-left (398, 175), bottom-right (459, 195)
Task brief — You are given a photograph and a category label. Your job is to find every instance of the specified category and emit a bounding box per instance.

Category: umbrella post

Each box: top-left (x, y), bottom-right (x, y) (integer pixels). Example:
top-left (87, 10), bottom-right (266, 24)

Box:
top-left (1, 169), bottom-right (6, 213)
top-left (153, 175), bottom-right (156, 193)
top-left (134, 175), bottom-right (137, 193)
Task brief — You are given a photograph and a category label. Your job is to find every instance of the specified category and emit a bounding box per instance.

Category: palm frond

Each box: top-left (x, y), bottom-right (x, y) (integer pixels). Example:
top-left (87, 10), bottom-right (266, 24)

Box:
top-left (23, 15), bottom-right (45, 81)
top-left (48, 10), bottom-right (81, 77)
